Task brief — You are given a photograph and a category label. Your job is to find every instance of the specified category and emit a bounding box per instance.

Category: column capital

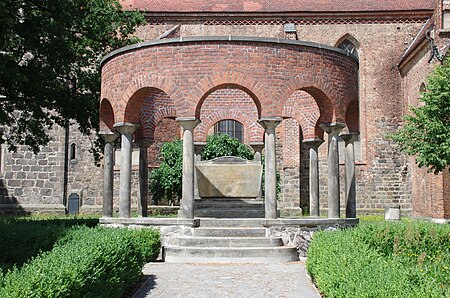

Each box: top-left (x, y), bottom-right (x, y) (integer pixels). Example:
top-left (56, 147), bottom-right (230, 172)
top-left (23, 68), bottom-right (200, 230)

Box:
top-left (302, 137), bottom-right (324, 148)
top-left (340, 132), bottom-right (360, 143)
top-left (176, 117), bottom-right (201, 130)
top-left (113, 122), bottom-right (140, 135)
top-left (319, 122), bottom-right (346, 135)
top-left (99, 131), bottom-right (119, 143)
top-left (258, 117), bottom-right (283, 129)
top-left (134, 139), bottom-right (153, 148)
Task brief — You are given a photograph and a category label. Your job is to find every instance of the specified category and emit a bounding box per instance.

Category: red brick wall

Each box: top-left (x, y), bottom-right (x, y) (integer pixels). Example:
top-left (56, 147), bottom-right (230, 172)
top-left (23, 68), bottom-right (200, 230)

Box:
top-left (195, 88), bottom-right (263, 143)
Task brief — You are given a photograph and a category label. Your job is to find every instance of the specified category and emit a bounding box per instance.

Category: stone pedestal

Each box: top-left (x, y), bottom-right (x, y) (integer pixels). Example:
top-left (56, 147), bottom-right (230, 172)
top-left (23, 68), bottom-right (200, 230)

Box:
top-left (99, 131), bottom-right (118, 218)
top-left (259, 118), bottom-right (282, 219)
top-left (114, 122), bottom-right (140, 218)
top-left (303, 138), bottom-right (324, 217)
top-left (177, 117), bottom-right (201, 219)
top-left (340, 132), bottom-right (359, 218)
top-left (136, 140), bottom-right (152, 218)
top-left (320, 123), bottom-right (346, 219)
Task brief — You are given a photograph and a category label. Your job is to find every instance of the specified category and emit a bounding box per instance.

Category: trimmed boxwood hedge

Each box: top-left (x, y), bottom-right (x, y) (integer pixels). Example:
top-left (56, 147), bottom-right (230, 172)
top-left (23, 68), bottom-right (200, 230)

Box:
top-left (307, 221), bottom-right (450, 298)
top-left (0, 226), bottom-right (160, 298)
top-left (0, 217), bottom-right (99, 271)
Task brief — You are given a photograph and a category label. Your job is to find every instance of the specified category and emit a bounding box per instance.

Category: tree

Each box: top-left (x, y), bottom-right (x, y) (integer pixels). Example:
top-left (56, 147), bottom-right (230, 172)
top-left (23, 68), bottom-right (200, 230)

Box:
top-left (201, 134), bottom-right (254, 161)
top-left (0, 0), bottom-right (144, 153)
top-left (391, 58), bottom-right (450, 174)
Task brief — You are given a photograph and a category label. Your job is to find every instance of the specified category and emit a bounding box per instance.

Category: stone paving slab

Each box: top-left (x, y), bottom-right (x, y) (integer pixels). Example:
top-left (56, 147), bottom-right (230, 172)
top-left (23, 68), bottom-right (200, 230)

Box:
top-left (132, 262), bottom-right (320, 298)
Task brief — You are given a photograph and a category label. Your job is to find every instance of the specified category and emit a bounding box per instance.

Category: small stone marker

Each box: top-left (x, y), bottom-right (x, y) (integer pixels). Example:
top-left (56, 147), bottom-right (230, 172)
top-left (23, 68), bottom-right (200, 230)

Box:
top-left (385, 204), bottom-right (401, 221)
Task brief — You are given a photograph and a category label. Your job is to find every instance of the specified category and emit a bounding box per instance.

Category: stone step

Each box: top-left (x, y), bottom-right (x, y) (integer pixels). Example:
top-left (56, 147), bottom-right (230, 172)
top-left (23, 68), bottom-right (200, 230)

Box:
top-left (198, 218), bottom-right (264, 227)
top-left (177, 236), bottom-right (283, 247)
top-left (195, 198), bottom-right (264, 208)
top-left (163, 246), bottom-right (299, 263)
top-left (193, 227), bottom-right (266, 237)
top-left (194, 209), bottom-right (265, 218)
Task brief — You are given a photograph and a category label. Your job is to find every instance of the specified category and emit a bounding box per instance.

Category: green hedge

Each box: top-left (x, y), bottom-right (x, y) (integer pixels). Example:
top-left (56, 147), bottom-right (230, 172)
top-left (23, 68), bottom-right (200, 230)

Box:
top-left (307, 221), bottom-right (450, 298)
top-left (0, 217), bottom-right (98, 270)
top-left (0, 226), bottom-right (160, 298)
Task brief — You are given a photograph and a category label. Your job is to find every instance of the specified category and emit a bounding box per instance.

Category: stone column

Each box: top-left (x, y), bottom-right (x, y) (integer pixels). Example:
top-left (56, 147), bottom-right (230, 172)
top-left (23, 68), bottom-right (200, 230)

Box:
top-left (340, 132), bottom-right (359, 218)
top-left (136, 140), bottom-right (152, 218)
top-left (258, 118), bottom-right (282, 219)
top-left (176, 117), bottom-right (201, 219)
top-left (251, 143), bottom-right (264, 200)
top-left (99, 131), bottom-right (118, 218)
top-left (303, 138), bottom-right (324, 217)
top-left (113, 122), bottom-right (140, 218)
top-left (320, 123), bottom-right (346, 219)
top-left (194, 143), bottom-right (206, 200)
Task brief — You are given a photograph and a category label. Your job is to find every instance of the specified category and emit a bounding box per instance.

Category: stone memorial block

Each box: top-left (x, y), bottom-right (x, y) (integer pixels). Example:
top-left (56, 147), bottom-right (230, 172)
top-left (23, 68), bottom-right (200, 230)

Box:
top-left (195, 156), bottom-right (262, 198)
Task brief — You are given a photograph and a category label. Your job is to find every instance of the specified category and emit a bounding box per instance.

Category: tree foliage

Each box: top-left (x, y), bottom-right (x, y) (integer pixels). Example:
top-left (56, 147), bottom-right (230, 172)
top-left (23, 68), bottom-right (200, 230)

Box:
top-left (149, 139), bottom-right (183, 204)
top-left (391, 59), bottom-right (450, 174)
top-left (201, 134), bottom-right (254, 161)
top-left (0, 0), bottom-right (144, 153)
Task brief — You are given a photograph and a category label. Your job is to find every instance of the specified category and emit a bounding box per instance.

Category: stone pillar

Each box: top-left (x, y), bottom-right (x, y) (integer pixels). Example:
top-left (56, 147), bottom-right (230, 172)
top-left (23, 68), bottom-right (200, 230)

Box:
top-left (251, 143), bottom-right (264, 200)
top-left (258, 118), bottom-right (282, 219)
top-left (194, 143), bottom-right (206, 200)
top-left (113, 122), bottom-right (140, 218)
top-left (340, 132), bottom-right (359, 218)
top-left (303, 138), bottom-right (324, 217)
top-left (320, 123), bottom-right (346, 219)
top-left (99, 131), bottom-right (118, 218)
top-left (136, 140), bottom-right (152, 218)
top-left (177, 117), bottom-right (201, 219)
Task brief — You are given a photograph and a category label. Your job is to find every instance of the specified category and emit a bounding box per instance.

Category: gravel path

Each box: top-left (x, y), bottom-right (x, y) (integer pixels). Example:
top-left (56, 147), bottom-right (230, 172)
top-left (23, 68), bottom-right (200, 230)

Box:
top-left (132, 262), bottom-right (320, 298)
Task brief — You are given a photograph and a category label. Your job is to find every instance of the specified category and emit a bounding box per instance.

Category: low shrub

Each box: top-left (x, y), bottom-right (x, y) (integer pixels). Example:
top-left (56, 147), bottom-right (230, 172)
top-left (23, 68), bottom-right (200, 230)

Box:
top-left (0, 226), bottom-right (160, 298)
top-left (307, 221), bottom-right (450, 298)
top-left (0, 217), bottom-right (98, 270)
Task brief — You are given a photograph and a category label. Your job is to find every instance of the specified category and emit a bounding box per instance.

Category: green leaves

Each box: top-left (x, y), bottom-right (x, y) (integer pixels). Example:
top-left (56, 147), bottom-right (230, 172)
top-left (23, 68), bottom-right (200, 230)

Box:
top-left (307, 221), bottom-right (450, 297)
top-left (391, 59), bottom-right (450, 173)
top-left (0, 0), bottom-right (144, 153)
top-left (150, 139), bottom-right (183, 204)
top-left (201, 134), bottom-right (254, 161)
top-left (0, 226), bottom-right (160, 297)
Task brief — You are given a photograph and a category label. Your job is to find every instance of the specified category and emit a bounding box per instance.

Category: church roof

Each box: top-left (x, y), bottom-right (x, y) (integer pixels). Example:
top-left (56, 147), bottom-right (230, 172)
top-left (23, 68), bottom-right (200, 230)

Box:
top-left (120, 0), bottom-right (434, 13)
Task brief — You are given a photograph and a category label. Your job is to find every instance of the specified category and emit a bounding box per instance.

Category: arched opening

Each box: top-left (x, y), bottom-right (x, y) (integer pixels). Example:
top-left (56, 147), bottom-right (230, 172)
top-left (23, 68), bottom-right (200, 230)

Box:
top-left (195, 86), bottom-right (262, 144)
top-left (214, 119), bottom-right (244, 143)
top-left (70, 143), bottom-right (76, 160)
top-left (99, 99), bottom-right (115, 132)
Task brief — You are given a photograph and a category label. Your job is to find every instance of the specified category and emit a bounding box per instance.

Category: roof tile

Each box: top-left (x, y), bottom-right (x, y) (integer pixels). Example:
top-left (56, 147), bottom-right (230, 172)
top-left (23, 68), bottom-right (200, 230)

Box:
top-left (120, 0), bottom-right (434, 13)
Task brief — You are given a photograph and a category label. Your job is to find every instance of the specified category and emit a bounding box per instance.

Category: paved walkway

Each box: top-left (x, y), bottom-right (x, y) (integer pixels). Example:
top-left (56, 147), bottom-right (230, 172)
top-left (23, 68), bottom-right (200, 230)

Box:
top-left (132, 262), bottom-right (320, 298)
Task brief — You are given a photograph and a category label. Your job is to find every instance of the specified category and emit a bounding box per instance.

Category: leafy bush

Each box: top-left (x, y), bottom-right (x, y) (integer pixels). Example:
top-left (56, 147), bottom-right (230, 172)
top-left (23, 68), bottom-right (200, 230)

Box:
top-left (150, 139), bottom-right (183, 204)
top-left (0, 226), bottom-right (160, 298)
top-left (201, 134), bottom-right (253, 161)
top-left (307, 221), bottom-right (450, 297)
top-left (0, 217), bottom-right (98, 271)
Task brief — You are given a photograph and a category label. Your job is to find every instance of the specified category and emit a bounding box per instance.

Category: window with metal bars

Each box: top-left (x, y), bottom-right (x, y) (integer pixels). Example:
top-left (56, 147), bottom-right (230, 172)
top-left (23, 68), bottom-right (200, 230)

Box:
top-left (214, 120), bottom-right (244, 143)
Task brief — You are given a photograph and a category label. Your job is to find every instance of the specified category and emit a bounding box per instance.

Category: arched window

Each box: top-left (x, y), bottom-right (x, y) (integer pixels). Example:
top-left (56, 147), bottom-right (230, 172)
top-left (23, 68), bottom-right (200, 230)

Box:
top-left (338, 39), bottom-right (359, 59)
top-left (70, 143), bottom-right (76, 160)
top-left (214, 120), bottom-right (244, 143)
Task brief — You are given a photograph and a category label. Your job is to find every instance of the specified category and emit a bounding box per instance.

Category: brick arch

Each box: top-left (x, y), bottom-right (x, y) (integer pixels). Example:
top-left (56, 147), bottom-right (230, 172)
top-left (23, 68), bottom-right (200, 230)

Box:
top-left (117, 74), bottom-right (183, 123)
top-left (277, 75), bottom-right (337, 124)
top-left (283, 90), bottom-right (320, 140)
top-left (99, 98), bottom-right (115, 132)
top-left (335, 33), bottom-right (360, 50)
top-left (139, 88), bottom-right (177, 143)
top-left (345, 99), bottom-right (360, 133)
top-left (187, 72), bottom-right (269, 118)
top-left (195, 110), bottom-right (264, 143)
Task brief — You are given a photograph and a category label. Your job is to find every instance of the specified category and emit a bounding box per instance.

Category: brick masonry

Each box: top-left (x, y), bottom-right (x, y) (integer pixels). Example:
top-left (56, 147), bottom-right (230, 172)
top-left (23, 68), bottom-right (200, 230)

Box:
top-left (1, 3), bottom-right (449, 219)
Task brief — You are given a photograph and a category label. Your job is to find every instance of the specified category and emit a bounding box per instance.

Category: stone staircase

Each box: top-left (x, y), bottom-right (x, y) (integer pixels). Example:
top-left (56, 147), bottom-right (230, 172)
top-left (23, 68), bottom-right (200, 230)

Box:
top-left (193, 198), bottom-right (265, 218)
top-left (163, 219), bottom-right (299, 263)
